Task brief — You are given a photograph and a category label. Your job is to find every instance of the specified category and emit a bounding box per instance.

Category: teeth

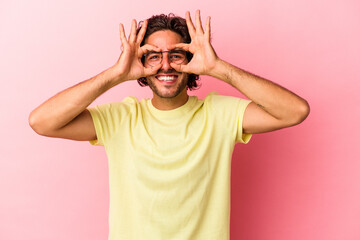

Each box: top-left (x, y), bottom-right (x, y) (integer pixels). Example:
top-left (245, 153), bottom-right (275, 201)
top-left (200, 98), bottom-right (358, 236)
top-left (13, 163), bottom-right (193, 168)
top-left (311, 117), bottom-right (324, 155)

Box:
top-left (157, 76), bottom-right (176, 82)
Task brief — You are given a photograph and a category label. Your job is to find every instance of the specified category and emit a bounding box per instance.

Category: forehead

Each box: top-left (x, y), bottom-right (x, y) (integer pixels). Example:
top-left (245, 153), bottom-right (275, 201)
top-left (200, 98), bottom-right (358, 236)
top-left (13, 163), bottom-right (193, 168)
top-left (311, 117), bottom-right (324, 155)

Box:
top-left (145, 30), bottom-right (183, 50)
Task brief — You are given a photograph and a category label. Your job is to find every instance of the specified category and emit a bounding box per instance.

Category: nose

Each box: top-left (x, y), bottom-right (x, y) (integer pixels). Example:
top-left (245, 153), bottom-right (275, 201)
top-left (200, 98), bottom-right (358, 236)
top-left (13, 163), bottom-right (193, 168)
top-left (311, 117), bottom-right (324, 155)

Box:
top-left (160, 52), bottom-right (172, 71)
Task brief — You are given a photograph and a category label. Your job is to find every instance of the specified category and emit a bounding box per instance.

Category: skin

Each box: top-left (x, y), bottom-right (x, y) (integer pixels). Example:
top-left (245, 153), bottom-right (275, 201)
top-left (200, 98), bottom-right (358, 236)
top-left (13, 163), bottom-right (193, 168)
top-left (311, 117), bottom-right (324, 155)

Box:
top-left (28, 10), bottom-right (310, 141)
top-left (143, 30), bottom-right (190, 110)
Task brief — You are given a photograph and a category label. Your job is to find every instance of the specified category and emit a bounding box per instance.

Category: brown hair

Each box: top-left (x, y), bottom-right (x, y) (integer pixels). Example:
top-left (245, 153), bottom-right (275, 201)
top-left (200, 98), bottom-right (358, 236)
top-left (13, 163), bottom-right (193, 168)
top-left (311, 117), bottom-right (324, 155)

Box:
top-left (137, 13), bottom-right (200, 90)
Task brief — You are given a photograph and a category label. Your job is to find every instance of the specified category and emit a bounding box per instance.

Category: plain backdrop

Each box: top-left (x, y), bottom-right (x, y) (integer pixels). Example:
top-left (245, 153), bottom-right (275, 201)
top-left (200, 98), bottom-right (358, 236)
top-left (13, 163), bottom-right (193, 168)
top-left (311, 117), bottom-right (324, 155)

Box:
top-left (1, 0), bottom-right (359, 239)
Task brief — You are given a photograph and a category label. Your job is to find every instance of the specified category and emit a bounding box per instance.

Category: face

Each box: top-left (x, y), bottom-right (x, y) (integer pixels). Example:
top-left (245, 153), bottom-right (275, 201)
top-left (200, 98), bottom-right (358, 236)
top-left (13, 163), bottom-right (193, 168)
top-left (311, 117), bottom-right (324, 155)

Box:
top-left (144, 30), bottom-right (189, 99)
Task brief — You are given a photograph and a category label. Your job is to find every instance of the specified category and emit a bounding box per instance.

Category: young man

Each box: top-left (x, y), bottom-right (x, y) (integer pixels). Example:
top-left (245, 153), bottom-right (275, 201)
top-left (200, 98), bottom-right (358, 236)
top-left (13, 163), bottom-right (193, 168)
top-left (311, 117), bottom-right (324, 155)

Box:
top-left (29, 10), bottom-right (309, 240)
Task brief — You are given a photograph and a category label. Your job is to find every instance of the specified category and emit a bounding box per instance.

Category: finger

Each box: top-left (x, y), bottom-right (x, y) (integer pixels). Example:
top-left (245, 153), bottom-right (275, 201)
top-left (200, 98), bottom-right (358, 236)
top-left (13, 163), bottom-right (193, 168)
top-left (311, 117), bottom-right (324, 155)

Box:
top-left (205, 16), bottom-right (211, 41)
top-left (129, 19), bottom-right (137, 43)
top-left (139, 44), bottom-right (161, 55)
top-left (169, 62), bottom-right (182, 72)
top-left (172, 43), bottom-right (191, 52)
top-left (136, 20), bottom-right (148, 45)
top-left (185, 11), bottom-right (196, 38)
top-left (170, 62), bottom-right (190, 73)
top-left (195, 9), bottom-right (204, 34)
top-left (144, 64), bottom-right (162, 76)
top-left (119, 23), bottom-right (128, 49)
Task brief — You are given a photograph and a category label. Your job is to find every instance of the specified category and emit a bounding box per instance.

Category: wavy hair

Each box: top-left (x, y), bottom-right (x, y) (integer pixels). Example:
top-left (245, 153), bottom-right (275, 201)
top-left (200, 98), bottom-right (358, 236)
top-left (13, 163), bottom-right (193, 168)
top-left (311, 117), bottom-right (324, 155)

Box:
top-left (137, 13), bottom-right (200, 90)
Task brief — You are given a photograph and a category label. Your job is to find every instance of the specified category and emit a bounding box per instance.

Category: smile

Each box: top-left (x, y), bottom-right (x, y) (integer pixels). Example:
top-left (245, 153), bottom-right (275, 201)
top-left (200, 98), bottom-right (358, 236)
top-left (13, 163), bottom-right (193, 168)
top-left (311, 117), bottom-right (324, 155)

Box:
top-left (156, 75), bottom-right (178, 82)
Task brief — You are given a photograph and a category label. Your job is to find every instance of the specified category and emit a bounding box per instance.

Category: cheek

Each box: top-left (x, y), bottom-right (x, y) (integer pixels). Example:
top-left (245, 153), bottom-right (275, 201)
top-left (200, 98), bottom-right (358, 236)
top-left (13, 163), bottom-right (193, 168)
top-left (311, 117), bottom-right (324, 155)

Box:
top-left (146, 76), bottom-right (155, 82)
top-left (180, 73), bottom-right (189, 82)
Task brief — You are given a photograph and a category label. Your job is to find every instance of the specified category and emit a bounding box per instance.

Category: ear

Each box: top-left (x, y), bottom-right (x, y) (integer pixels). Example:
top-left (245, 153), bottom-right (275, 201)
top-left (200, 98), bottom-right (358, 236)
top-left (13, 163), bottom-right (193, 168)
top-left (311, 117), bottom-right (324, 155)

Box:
top-left (138, 77), bottom-right (148, 86)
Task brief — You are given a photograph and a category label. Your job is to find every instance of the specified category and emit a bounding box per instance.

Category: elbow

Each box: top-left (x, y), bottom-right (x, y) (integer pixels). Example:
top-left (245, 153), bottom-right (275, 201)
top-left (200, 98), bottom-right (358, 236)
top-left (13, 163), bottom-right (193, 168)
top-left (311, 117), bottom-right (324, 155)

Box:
top-left (28, 111), bottom-right (41, 134)
top-left (290, 99), bottom-right (310, 126)
top-left (298, 99), bottom-right (310, 122)
top-left (28, 111), bottom-right (49, 136)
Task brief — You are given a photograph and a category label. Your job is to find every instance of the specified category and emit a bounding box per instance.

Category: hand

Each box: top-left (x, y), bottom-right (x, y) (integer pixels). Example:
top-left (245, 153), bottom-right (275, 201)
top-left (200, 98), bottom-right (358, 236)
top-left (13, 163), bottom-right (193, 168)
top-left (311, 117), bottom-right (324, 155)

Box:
top-left (112, 19), bottom-right (161, 82)
top-left (170, 10), bottom-right (219, 76)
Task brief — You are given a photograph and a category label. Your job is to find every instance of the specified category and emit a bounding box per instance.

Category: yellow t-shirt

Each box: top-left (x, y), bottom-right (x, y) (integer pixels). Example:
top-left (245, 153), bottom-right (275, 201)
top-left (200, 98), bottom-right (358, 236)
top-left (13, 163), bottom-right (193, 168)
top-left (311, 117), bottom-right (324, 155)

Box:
top-left (89, 92), bottom-right (252, 240)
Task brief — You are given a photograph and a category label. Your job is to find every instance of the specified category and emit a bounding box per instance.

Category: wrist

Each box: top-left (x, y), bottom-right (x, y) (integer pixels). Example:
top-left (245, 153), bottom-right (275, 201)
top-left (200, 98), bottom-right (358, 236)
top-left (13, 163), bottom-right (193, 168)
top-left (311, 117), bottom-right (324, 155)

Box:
top-left (91, 66), bottom-right (127, 93)
top-left (106, 65), bottom-right (128, 86)
top-left (208, 59), bottom-right (232, 83)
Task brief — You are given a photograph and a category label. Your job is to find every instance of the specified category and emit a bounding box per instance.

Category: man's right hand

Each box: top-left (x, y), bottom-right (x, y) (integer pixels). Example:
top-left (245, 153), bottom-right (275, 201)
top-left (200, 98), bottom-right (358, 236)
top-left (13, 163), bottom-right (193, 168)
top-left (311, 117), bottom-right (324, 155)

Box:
top-left (111, 19), bottom-right (161, 84)
top-left (29, 19), bottom-right (161, 141)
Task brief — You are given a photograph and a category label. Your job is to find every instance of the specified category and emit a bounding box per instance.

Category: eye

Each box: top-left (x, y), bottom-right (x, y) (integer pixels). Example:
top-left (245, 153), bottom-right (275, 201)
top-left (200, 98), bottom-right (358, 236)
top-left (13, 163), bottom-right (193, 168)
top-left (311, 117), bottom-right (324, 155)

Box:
top-left (169, 51), bottom-right (186, 60)
top-left (146, 53), bottom-right (161, 61)
top-left (149, 55), bottom-right (160, 60)
top-left (170, 54), bottom-right (182, 59)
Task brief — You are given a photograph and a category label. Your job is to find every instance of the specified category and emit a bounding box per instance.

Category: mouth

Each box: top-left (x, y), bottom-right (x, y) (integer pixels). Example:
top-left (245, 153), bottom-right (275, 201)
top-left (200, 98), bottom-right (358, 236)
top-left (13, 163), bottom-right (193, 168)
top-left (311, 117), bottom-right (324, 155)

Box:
top-left (155, 75), bottom-right (178, 84)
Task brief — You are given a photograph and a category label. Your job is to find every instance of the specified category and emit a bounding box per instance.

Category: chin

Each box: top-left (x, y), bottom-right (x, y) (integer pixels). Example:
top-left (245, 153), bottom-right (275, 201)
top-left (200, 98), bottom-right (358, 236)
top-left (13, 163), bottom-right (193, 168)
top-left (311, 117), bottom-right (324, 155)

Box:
top-left (147, 76), bottom-right (188, 99)
top-left (152, 86), bottom-right (186, 99)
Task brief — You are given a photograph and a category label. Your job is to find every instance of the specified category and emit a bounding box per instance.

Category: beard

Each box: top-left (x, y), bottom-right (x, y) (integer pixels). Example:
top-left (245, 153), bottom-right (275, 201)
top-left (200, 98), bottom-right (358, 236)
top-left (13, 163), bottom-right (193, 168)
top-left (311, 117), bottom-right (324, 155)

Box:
top-left (146, 71), bottom-right (189, 99)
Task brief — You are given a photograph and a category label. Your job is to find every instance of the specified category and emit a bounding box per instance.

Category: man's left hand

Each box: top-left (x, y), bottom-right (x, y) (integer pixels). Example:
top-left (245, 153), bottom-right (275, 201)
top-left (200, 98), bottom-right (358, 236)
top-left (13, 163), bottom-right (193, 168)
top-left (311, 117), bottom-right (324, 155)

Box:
top-left (170, 10), bottom-right (219, 76)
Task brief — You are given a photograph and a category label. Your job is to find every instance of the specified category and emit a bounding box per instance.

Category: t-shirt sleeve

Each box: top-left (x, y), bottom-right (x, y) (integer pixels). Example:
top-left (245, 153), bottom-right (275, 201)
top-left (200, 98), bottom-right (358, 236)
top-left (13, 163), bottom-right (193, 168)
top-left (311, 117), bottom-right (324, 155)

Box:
top-left (234, 99), bottom-right (252, 143)
top-left (87, 97), bottom-right (137, 146)
top-left (88, 105), bottom-right (108, 146)
top-left (205, 92), bottom-right (252, 144)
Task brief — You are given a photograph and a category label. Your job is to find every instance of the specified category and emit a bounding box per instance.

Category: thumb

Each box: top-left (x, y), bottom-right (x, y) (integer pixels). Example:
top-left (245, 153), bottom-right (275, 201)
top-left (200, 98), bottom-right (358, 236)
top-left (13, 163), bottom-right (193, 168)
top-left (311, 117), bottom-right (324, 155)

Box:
top-left (143, 64), bottom-right (161, 76)
top-left (170, 62), bottom-right (191, 73)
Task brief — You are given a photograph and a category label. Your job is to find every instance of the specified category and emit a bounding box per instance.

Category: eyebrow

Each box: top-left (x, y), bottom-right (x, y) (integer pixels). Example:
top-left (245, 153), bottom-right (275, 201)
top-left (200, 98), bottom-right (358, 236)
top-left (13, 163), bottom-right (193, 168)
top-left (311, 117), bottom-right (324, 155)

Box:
top-left (168, 47), bottom-right (186, 52)
top-left (147, 49), bottom-right (186, 54)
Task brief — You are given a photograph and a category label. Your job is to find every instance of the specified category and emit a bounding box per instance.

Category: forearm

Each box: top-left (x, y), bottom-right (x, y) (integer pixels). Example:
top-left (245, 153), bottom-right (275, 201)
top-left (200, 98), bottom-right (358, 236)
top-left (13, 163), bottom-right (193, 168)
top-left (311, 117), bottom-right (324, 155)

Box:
top-left (210, 59), bottom-right (309, 124)
top-left (29, 66), bottom-right (124, 134)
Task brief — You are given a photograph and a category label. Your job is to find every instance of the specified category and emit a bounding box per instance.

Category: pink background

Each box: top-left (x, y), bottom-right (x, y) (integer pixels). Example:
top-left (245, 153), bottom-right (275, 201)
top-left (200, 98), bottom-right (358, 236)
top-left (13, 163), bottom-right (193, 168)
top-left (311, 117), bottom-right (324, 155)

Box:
top-left (1, 0), bottom-right (360, 239)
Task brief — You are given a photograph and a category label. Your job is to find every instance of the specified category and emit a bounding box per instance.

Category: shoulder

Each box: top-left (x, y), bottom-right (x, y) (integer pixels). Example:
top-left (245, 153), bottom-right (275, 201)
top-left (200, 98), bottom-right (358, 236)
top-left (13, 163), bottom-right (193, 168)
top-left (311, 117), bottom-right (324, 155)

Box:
top-left (92, 96), bottom-right (140, 111)
top-left (203, 91), bottom-right (251, 108)
top-left (89, 97), bottom-right (143, 121)
top-left (202, 92), bottom-right (252, 128)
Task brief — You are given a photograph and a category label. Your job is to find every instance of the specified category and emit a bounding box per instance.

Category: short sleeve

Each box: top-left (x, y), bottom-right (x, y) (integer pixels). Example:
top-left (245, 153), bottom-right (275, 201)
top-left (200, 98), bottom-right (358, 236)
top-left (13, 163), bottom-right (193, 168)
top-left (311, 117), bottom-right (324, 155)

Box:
top-left (87, 97), bottom-right (138, 146)
top-left (234, 99), bottom-right (252, 143)
top-left (204, 92), bottom-right (252, 144)
top-left (88, 106), bottom-right (107, 146)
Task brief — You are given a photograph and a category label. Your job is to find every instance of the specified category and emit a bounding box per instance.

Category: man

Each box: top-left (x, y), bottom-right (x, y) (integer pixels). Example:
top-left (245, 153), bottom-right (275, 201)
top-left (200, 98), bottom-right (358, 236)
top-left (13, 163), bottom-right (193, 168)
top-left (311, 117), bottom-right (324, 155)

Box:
top-left (29, 10), bottom-right (309, 240)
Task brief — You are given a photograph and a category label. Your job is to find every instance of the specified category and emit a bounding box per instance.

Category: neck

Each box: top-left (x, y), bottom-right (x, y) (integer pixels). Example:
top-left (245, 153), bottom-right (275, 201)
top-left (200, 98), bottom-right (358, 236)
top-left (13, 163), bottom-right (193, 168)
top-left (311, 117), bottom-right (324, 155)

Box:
top-left (151, 92), bottom-right (189, 110)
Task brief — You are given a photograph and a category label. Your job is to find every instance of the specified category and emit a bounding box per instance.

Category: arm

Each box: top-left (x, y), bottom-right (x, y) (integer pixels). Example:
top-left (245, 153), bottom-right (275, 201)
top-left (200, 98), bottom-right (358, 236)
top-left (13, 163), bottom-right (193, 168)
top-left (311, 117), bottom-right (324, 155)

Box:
top-left (210, 61), bottom-right (310, 133)
top-left (172, 10), bottom-right (310, 134)
top-left (29, 20), bottom-right (161, 140)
